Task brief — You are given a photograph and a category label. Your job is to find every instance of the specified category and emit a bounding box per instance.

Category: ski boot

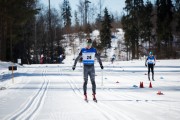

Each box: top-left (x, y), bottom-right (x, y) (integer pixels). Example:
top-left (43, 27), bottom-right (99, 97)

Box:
top-left (84, 94), bottom-right (88, 102)
top-left (92, 94), bottom-right (97, 103)
top-left (152, 74), bottom-right (155, 81)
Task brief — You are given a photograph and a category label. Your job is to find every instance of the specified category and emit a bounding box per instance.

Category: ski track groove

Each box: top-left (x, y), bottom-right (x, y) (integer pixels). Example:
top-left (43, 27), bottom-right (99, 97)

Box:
top-left (8, 68), bottom-right (49, 120)
top-left (99, 85), bottom-right (175, 119)
top-left (72, 69), bottom-right (180, 120)
top-left (2, 65), bottom-right (179, 120)
top-left (26, 69), bottom-right (50, 120)
top-left (2, 68), bottom-right (38, 120)
top-left (72, 80), bottom-right (134, 120)
top-left (110, 84), bottom-right (180, 111)
top-left (102, 82), bottom-right (180, 113)
top-left (65, 68), bottom-right (134, 120)
top-left (100, 73), bottom-right (180, 111)
top-left (99, 89), bottom-right (156, 117)
top-left (58, 68), bottom-right (117, 120)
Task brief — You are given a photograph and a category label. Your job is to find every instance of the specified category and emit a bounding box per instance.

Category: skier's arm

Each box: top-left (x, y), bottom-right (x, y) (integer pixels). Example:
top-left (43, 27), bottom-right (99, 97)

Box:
top-left (145, 57), bottom-right (148, 66)
top-left (95, 52), bottom-right (103, 69)
top-left (73, 50), bottom-right (82, 67)
top-left (154, 56), bottom-right (156, 65)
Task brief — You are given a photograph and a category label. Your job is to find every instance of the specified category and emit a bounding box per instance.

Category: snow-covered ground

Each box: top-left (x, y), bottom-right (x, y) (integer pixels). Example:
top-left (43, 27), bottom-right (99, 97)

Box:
top-left (0, 58), bottom-right (180, 120)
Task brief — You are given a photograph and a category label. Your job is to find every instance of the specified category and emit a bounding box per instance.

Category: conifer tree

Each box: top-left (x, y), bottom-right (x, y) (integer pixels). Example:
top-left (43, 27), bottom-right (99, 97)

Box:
top-left (122, 0), bottom-right (144, 59)
top-left (100, 8), bottom-right (112, 48)
top-left (141, 0), bottom-right (153, 50)
top-left (0, 0), bottom-right (39, 62)
top-left (62, 0), bottom-right (72, 33)
top-left (156, 0), bottom-right (173, 58)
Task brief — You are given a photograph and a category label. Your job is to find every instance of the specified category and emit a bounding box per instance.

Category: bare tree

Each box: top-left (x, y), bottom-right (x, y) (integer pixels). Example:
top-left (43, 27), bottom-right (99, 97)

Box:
top-left (98, 0), bottom-right (104, 17)
top-left (88, 3), bottom-right (97, 24)
top-left (77, 0), bottom-right (85, 26)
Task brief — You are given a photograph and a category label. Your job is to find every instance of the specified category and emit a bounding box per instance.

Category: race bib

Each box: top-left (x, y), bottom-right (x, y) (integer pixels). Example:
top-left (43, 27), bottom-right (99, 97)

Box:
top-left (82, 52), bottom-right (95, 64)
top-left (148, 59), bottom-right (155, 64)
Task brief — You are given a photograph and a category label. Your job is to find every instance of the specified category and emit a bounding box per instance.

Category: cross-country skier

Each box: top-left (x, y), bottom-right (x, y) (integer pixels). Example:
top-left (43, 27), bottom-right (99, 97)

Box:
top-left (72, 38), bottom-right (104, 102)
top-left (145, 51), bottom-right (156, 81)
top-left (111, 54), bottom-right (116, 64)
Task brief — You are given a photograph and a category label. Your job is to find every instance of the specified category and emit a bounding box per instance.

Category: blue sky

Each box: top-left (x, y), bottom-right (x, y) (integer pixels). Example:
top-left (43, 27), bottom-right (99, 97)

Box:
top-left (40, 0), bottom-right (126, 14)
top-left (39, 0), bottom-right (156, 24)
top-left (40, 0), bottom-right (156, 14)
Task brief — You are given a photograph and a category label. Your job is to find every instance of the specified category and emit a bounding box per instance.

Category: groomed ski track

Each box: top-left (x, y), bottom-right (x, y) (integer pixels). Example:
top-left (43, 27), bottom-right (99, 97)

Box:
top-left (0, 63), bottom-right (180, 120)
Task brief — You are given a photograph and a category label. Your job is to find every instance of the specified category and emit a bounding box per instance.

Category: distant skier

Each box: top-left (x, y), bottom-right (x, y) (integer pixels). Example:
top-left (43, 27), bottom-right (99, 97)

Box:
top-left (145, 51), bottom-right (156, 81)
top-left (59, 54), bottom-right (63, 63)
top-left (111, 54), bottom-right (116, 64)
top-left (40, 54), bottom-right (44, 64)
top-left (72, 38), bottom-right (104, 102)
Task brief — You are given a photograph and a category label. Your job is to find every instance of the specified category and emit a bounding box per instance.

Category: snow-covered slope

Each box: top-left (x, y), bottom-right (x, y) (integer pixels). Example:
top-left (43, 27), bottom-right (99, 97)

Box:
top-left (0, 59), bottom-right (180, 120)
top-left (0, 29), bottom-right (180, 120)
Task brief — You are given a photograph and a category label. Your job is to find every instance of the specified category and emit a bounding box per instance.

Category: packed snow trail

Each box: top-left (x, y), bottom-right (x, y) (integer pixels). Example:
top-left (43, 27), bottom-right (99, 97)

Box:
top-left (8, 69), bottom-right (49, 120)
top-left (0, 61), bottom-right (180, 120)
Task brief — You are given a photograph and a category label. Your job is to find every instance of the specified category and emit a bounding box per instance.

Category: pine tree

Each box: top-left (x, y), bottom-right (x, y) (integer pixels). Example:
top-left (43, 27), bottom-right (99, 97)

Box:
top-left (141, 0), bottom-right (153, 50)
top-left (74, 11), bottom-right (79, 29)
top-left (62, 0), bottom-right (72, 33)
top-left (100, 8), bottom-right (112, 49)
top-left (175, 0), bottom-right (180, 33)
top-left (122, 0), bottom-right (144, 59)
top-left (95, 14), bottom-right (102, 29)
top-left (133, 0), bottom-right (144, 59)
top-left (156, 0), bottom-right (174, 58)
top-left (0, 0), bottom-right (39, 62)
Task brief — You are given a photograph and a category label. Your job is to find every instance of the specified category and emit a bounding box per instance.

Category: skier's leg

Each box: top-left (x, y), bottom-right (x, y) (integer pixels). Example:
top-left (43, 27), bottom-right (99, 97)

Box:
top-left (148, 65), bottom-right (150, 80)
top-left (83, 66), bottom-right (88, 95)
top-left (151, 65), bottom-right (154, 80)
top-left (89, 66), bottom-right (96, 96)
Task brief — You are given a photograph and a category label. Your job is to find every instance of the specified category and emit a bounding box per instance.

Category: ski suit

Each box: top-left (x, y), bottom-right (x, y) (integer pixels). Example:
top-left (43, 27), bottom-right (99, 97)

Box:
top-left (145, 55), bottom-right (156, 80)
top-left (73, 47), bottom-right (103, 95)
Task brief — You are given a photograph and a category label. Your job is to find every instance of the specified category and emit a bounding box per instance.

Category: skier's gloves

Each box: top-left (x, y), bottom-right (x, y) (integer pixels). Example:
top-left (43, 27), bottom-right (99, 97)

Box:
top-left (153, 64), bottom-right (155, 66)
top-left (72, 65), bottom-right (76, 70)
top-left (100, 65), bottom-right (104, 69)
top-left (145, 64), bottom-right (147, 67)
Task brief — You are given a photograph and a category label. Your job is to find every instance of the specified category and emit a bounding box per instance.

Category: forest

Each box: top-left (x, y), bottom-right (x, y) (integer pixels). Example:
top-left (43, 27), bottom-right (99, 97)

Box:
top-left (0, 0), bottom-right (180, 64)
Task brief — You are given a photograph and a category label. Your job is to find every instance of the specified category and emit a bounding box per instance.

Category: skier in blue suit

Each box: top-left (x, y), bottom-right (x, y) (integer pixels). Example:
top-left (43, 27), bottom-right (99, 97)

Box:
top-left (145, 51), bottom-right (156, 81)
top-left (72, 38), bottom-right (103, 102)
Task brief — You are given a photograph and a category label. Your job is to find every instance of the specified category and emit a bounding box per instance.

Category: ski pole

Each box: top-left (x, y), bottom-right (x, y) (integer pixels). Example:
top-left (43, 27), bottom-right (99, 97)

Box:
top-left (101, 69), bottom-right (103, 86)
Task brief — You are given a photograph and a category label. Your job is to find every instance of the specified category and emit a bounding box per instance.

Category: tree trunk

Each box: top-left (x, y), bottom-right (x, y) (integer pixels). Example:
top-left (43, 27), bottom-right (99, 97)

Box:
top-left (131, 41), bottom-right (135, 59)
top-left (0, 11), bottom-right (7, 61)
top-left (136, 39), bottom-right (139, 59)
top-left (0, 15), bottom-right (2, 60)
top-left (157, 38), bottom-right (161, 59)
top-left (10, 21), bottom-right (13, 62)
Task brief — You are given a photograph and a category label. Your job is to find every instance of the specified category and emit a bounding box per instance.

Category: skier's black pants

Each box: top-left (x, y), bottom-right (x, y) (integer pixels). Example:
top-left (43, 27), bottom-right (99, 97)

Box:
top-left (83, 65), bottom-right (96, 95)
top-left (111, 58), bottom-right (115, 63)
top-left (148, 64), bottom-right (154, 75)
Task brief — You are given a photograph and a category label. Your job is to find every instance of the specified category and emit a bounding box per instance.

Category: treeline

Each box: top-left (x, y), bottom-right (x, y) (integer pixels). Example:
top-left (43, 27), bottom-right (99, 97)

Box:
top-left (0, 0), bottom-right (38, 63)
top-left (0, 0), bottom-right (180, 63)
top-left (0, 0), bottom-right (119, 63)
top-left (122, 0), bottom-right (180, 59)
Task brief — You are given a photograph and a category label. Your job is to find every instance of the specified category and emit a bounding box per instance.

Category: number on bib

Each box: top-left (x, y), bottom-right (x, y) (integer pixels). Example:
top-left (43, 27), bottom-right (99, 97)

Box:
top-left (87, 56), bottom-right (92, 59)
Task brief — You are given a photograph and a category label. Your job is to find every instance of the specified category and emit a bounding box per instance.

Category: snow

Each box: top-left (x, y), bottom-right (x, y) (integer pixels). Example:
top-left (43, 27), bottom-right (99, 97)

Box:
top-left (0, 28), bottom-right (180, 120)
top-left (92, 30), bottom-right (99, 37)
top-left (0, 58), bottom-right (180, 120)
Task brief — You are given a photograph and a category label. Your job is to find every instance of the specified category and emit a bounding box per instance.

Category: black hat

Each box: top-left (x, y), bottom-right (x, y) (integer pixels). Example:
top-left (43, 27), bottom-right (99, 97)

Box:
top-left (86, 39), bottom-right (92, 43)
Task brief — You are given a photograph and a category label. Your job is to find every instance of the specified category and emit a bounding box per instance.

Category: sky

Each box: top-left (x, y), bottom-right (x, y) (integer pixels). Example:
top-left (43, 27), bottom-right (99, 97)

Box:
top-left (39, 0), bottom-right (156, 24)
top-left (39, 0), bottom-right (156, 15)
top-left (39, 0), bottom-right (126, 14)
